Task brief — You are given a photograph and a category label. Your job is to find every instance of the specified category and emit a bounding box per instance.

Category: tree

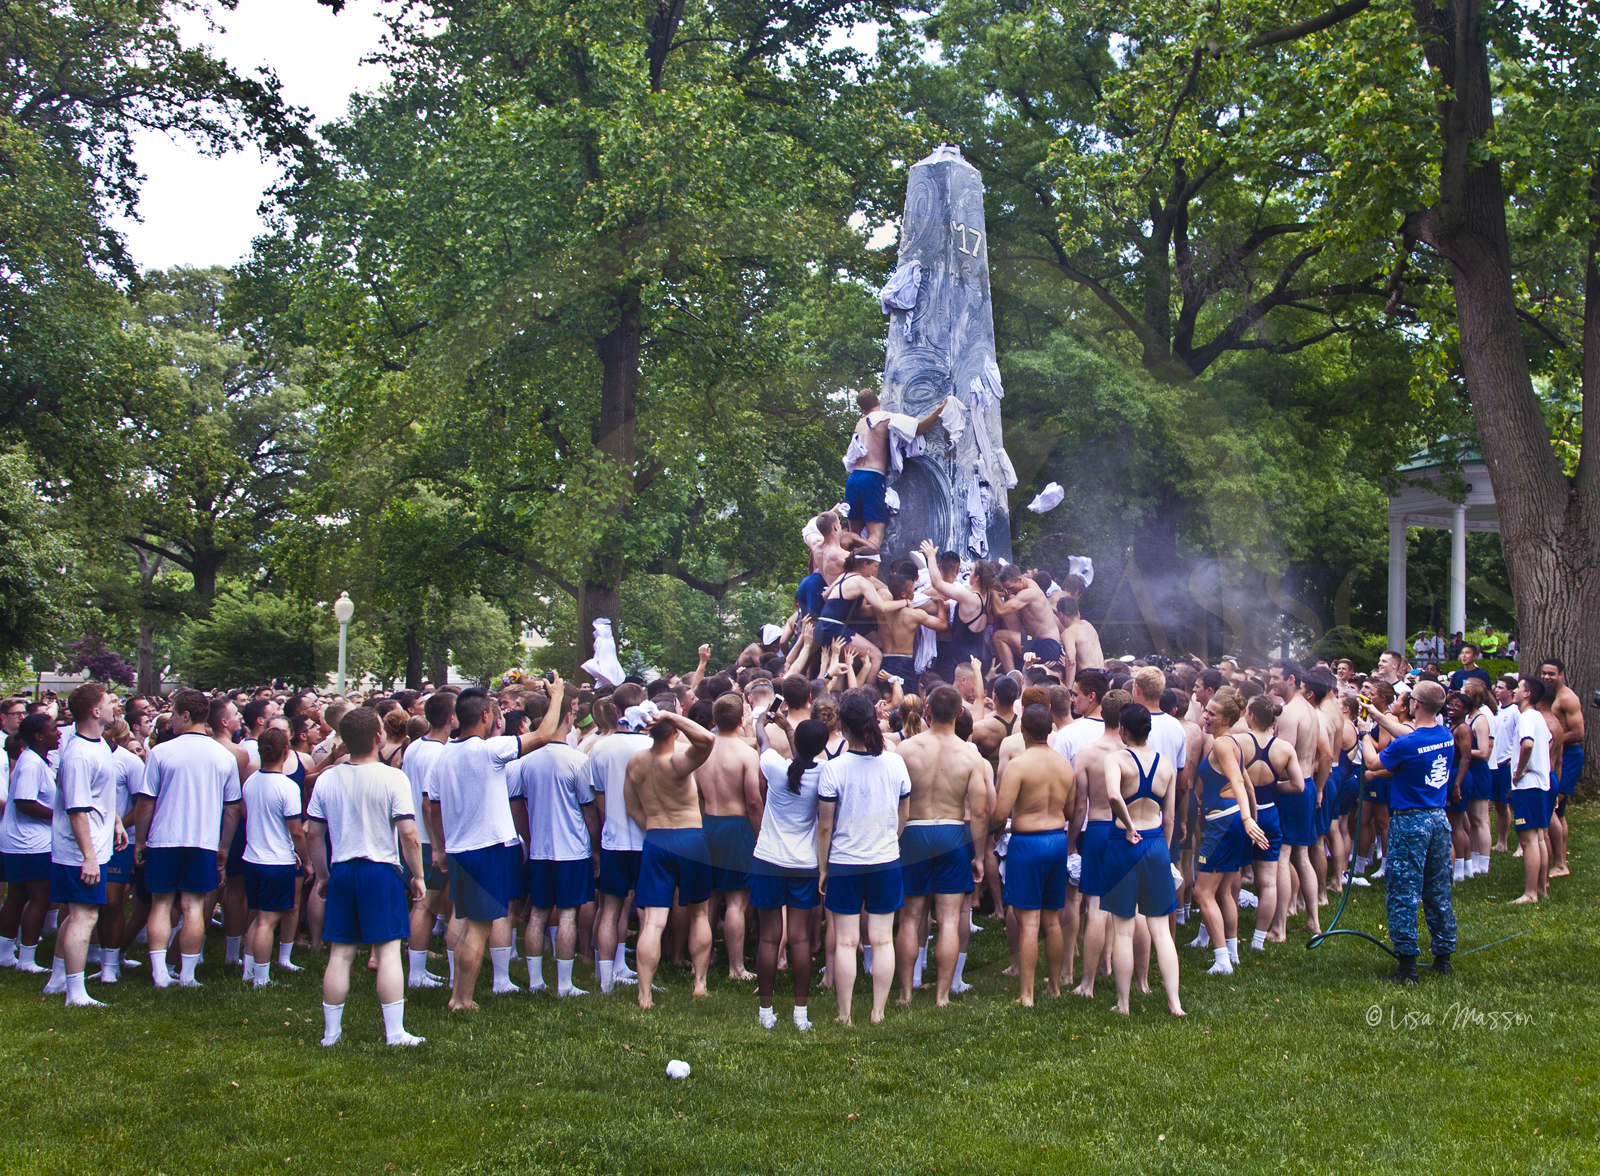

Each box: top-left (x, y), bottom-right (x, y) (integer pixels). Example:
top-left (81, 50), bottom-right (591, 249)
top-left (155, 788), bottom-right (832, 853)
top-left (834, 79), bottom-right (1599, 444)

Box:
top-left (265, 0), bottom-right (904, 672)
top-left (0, 447), bottom-right (93, 674)
top-left (436, 595), bottom-right (518, 686)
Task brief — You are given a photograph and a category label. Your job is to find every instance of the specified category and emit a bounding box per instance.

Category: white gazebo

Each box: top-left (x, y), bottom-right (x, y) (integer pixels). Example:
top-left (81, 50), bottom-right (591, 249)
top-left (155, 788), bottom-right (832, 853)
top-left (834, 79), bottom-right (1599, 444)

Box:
top-left (1386, 450), bottom-right (1500, 652)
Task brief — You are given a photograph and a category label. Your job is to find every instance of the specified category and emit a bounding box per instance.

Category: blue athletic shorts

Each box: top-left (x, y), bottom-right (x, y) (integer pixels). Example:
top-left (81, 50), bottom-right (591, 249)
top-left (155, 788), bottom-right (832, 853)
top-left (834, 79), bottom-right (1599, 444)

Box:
top-left (49, 861), bottom-right (107, 906)
top-left (1027, 637), bottom-right (1064, 664)
top-left (1337, 770), bottom-right (1361, 816)
top-left (1560, 745), bottom-right (1583, 796)
top-left (750, 859), bottom-right (819, 910)
top-left (225, 820), bottom-right (248, 879)
top-left (1317, 777), bottom-right (1338, 837)
top-left (824, 860), bottom-right (903, 915)
top-left (880, 654), bottom-right (917, 682)
top-left (703, 814), bottom-right (755, 892)
top-left (526, 858), bottom-right (595, 910)
top-left (1364, 774), bottom-right (1391, 808)
top-left (104, 842), bottom-right (134, 885)
top-left (1463, 760), bottom-right (1492, 802)
top-left (1511, 789), bottom-right (1550, 832)
top-left (1078, 820), bottom-right (1115, 897)
top-left (401, 852), bottom-right (449, 892)
top-left (598, 848), bottom-right (642, 898)
top-left (1101, 831), bottom-right (1177, 919)
top-left (1197, 810), bottom-right (1250, 873)
top-left (3, 850), bottom-right (50, 884)
top-left (1492, 764), bottom-right (1512, 806)
top-left (899, 824), bottom-right (974, 896)
top-left (1251, 803), bottom-right (1282, 863)
top-left (144, 845), bottom-right (219, 895)
top-left (243, 861), bottom-right (299, 912)
top-left (448, 843), bottom-right (521, 922)
top-left (637, 828), bottom-right (713, 909)
top-left (1278, 784), bottom-right (1318, 846)
top-left (324, 858), bottom-right (409, 944)
top-left (844, 468), bottom-right (889, 525)
top-left (1002, 829), bottom-right (1068, 911)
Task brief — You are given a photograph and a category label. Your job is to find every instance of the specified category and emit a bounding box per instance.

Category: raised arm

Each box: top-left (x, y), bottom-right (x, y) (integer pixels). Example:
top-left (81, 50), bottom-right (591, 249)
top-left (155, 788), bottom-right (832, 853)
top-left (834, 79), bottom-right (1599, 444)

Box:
top-left (915, 396), bottom-right (950, 436)
top-left (688, 645), bottom-right (711, 691)
top-left (665, 712), bottom-right (716, 775)
top-left (521, 676), bottom-right (566, 753)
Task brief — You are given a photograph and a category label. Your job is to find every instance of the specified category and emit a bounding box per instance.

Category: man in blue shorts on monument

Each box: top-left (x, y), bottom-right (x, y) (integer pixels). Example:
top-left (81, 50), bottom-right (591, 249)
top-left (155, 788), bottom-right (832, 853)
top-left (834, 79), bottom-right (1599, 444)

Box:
top-left (991, 703), bottom-right (1074, 1007)
top-left (842, 389), bottom-right (949, 549)
top-left (307, 706), bottom-right (427, 1046)
top-left (1364, 680), bottom-right (1457, 983)
top-left (622, 700), bottom-right (716, 1009)
top-left (45, 683), bottom-right (123, 1007)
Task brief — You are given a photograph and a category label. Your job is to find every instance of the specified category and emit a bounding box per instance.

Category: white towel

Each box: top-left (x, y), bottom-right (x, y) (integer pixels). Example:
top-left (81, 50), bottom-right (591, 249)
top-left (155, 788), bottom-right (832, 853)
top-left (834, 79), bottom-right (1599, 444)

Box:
top-left (621, 701), bottom-right (659, 732)
top-left (1027, 482), bottom-right (1064, 514)
top-left (581, 618), bottom-right (625, 687)
top-left (879, 262), bottom-right (922, 339)
top-left (940, 396), bottom-right (967, 444)
top-left (1068, 555), bottom-right (1094, 587)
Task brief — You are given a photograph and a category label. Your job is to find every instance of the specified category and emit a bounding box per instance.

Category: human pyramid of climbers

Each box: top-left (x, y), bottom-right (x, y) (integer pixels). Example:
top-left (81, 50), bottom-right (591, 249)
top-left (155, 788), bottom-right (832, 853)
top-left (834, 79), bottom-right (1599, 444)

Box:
top-left (0, 394), bottom-right (1581, 1043)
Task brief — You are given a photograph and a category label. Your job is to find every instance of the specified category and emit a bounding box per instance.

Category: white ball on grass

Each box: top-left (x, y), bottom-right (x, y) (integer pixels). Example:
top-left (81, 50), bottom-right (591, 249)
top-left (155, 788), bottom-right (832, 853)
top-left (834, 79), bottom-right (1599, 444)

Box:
top-left (666, 1059), bottom-right (691, 1080)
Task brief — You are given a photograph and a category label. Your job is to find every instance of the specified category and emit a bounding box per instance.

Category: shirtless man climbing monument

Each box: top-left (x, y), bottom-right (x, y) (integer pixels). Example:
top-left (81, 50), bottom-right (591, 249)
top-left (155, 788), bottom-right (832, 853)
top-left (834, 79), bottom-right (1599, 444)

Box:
top-left (844, 390), bottom-right (949, 549)
top-left (623, 702), bottom-right (716, 1009)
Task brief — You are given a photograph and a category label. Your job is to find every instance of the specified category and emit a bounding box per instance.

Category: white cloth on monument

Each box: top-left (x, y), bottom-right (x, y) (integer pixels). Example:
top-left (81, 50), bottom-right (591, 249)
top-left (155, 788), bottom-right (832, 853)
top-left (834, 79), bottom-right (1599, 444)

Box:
top-left (1027, 482), bottom-right (1064, 514)
top-left (879, 261), bottom-right (922, 340)
top-left (842, 411), bottom-right (926, 476)
top-left (582, 617), bottom-right (625, 687)
top-left (965, 474), bottom-right (992, 559)
top-left (939, 396), bottom-right (967, 444)
top-left (968, 357), bottom-right (1004, 409)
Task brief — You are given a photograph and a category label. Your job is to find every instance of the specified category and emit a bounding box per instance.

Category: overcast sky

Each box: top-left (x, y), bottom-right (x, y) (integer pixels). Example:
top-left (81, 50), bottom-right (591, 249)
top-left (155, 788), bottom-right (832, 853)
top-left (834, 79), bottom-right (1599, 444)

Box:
top-left (114, 0), bottom-right (391, 272)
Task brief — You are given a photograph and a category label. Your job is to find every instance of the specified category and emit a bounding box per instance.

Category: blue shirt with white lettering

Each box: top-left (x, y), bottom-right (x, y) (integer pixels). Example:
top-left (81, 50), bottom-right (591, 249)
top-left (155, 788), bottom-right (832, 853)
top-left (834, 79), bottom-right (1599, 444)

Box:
top-left (1379, 724), bottom-right (1456, 812)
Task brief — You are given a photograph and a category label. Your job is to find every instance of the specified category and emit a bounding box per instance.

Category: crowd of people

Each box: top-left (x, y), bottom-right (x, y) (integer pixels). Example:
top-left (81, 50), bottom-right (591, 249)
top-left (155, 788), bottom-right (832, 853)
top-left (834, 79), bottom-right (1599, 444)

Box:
top-left (0, 398), bottom-right (1585, 1042)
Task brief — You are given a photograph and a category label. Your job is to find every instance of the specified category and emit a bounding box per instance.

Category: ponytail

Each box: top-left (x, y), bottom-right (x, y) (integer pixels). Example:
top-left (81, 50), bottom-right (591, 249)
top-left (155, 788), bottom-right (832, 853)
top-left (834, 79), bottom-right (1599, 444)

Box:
top-left (786, 719), bottom-right (830, 794)
top-left (839, 695), bottom-right (884, 756)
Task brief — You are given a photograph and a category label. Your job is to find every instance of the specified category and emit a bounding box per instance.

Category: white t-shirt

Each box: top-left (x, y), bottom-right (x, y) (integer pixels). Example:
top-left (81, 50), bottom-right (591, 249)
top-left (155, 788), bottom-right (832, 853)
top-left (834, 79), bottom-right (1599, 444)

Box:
top-left (137, 732), bottom-right (243, 851)
top-left (313, 729), bottom-right (339, 765)
top-left (306, 761), bottom-right (414, 866)
top-left (243, 770), bottom-right (304, 866)
top-left (513, 744), bottom-right (594, 861)
top-left (817, 749), bottom-right (911, 867)
top-left (0, 749), bottom-right (55, 855)
top-left (52, 731), bottom-right (117, 867)
top-left (238, 738), bottom-right (259, 762)
top-left (426, 735), bottom-right (522, 854)
top-left (1514, 707), bottom-right (1553, 791)
top-left (1147, 712), bottom-right (1189, 772)
top-left (401, 737), bottom-right (447, 846)
top-left (1490, 705), bottom-right (1519, 769)
top-left (579, 732), bottom-right (652, 852)
top-left (1050, 716), bottom-right (1104, 766)
top-left (755, 749), bottom-right (821, 870)
top-left (111, 744), bottom-right (144, 820)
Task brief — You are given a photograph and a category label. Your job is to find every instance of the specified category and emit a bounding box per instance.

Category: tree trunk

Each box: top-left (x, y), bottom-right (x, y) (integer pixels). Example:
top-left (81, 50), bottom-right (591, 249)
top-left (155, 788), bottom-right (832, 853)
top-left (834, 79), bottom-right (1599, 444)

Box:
top-left (577, 295), bottom-right (642, 673)
top-left (137, 621), bottom-right (158, 696)
top-left (191, 549), bottom-right (226, 601)
top-left (1409, 0), bottom-right (1600, 789)
top-left (429, 649), bottom-right (450, 687)
top-left (404, 623), bottom-right (425, 690)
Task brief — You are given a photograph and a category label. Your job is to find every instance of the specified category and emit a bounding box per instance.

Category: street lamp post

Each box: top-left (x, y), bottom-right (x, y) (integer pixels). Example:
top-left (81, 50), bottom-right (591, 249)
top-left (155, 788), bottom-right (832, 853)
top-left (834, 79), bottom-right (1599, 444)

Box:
top-left (334, 591), bottom-right (355, 696)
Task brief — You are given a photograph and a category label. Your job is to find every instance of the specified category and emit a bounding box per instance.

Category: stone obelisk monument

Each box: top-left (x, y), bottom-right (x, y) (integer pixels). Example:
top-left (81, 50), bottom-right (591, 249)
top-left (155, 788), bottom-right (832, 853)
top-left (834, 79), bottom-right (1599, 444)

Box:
top-left (879, 145), bottom-right (1016, 566)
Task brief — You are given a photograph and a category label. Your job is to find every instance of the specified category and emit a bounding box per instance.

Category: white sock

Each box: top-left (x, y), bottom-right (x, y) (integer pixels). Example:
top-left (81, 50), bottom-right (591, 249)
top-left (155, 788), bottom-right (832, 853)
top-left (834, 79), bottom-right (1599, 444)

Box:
top-left (913, 944), bottom-right (927, 989)
top-left (1453, 858), bottom-right (1465, 882)
top-left (277, 942), bottom-right (301, 971)
top-left (178, 951), bottom-right (203, 986)
top-left (613, 944), bottom-right (633, 975)
top-left (0, 934), bottom-right (16, 965)
top-left (557, 957), bottom-right (586, 996)
top-left (862, 945), bottom-right (874, 974)
top-left (150, 948), bottom-right (169, 987)
top-left (100, 949), bottom-right (122, 981)
top-left (1209, 947), bottom-right (1233, 975)
top-left (224, 936), bottom-right (241, 964)
top-left (1226, 937), bottom-right (1239, 965)
top-left (1353, 855), bottom-right (1370, 876)
top-left (526, 951), bottom-right (546, 989)
top-left (1175, 905), bottom-right (1188, 925)
top-left (1251, 930), bottom-right (1267, 950)
top-left (758, 1005), bottom-right (776, 1029)
top-left (794, 1004), bottom-right (811, 1030)
top-left (382, 998), bottom-right (424, 1045)
top-left (44, 954), bottom-right (68, 993)
top-left (44, 909), bottom-right (58, 934)
top-left (598, 959), bottom-right (615, 994)
top-left (1476, 852), bottom-right (1490, 873)
top-left (87, 944), bottom-right (102, 964)
top-left (65, 970), bottom-right (104, 1006)
top-left (447, 949), bottom-right (456, 986)
top-left (260, 960), bottom-right (275, 986)
top-left (953, 952), bottom-right (967, 986)
top-left (136, 926), bottom-right (149, 944)
top-left (322, 1002), bottom-right (344, 1046)
top-left (490, 945), bottom-right (517, 990)
top-left (1190, 924), bottom-right (1211, 949)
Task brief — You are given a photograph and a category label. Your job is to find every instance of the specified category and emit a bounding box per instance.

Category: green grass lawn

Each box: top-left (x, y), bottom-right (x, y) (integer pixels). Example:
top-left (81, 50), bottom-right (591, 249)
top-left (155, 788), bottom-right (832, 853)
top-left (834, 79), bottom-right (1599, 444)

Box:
top-left (3, 809), bottom-right (1598, 1175)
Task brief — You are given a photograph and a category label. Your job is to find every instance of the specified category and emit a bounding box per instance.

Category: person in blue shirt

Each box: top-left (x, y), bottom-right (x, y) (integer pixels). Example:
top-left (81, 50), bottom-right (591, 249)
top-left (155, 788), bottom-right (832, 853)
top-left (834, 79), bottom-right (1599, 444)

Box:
top-left (1362, 679), bottom-right (1458, 983)
top-left (1447, 644), bottom-right (1493, 693)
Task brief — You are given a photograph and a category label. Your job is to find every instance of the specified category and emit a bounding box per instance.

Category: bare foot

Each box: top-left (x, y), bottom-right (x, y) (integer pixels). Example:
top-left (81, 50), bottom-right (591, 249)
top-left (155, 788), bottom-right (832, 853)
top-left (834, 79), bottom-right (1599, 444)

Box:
top-left (1513, 847), bottom-right (1524, 858)
top-left (775, 955), bottom-right (788, 972)
top-left (1134, 979), bottom-right (1150, 995)
top-left (934, 994), bottom-right (949, 1008)
top-left (1549, 866), bottom-right (1570, 878)
top-left (1072, 983), bottom-right (1095, 999)
top-left (1001, 964), bottom-right (1019, 977)
top-left (835, 1014), bottom-right (852, 1027)
top-left (1305, 925), bottom-right (1322, 938)
top-left (638, 993), bottom-right (654, 1009)
top-left (1112, 1002), bottom-right (1130, 1015)
top-left (1044, 982), bottom-right (1061, 999)
top-left (729, 968), bottom-right (756, 981)
top-left (1510, 893), bottom-right (1538, 904)
top-left (447, 999), bottom-right (480, 1012)
top-left (691, 983), bottom-right (709, 997)
top-left (870, 1009), bottom-right (886, 1023)
top-left (1168, 1002), bottom-right (1186, 1017)
top-left (1319, 894), bottom-right (1330, 907)
top-left (1015, 996), bottom-right (1034, 1008)
top-left (896, 994), bottom-right (913, 1007)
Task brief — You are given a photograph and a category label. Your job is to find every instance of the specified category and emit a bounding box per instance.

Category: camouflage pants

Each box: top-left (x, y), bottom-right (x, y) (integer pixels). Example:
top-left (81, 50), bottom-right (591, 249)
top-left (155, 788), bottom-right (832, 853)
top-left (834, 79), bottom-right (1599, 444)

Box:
top-left (1386, 808), bottom-right (1457, 958)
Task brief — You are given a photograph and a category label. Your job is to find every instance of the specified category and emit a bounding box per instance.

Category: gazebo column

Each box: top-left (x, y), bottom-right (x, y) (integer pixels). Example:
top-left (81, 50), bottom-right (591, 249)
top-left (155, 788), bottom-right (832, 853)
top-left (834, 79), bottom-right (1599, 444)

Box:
top-left (1449, 503), bottom-right (1467, 638)
top-left (1388, 514), bottom-right (1407, 654)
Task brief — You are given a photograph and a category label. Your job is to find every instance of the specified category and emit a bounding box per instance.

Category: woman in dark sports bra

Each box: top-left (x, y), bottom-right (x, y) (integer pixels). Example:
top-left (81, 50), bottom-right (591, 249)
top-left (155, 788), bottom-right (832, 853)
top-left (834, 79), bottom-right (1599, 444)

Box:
top-left (918, 540), bottom-right (995, 673)
top-left (1236, 694), bottom-right (1304, 947)
top-left (815, 552), bottom-right (905, 684)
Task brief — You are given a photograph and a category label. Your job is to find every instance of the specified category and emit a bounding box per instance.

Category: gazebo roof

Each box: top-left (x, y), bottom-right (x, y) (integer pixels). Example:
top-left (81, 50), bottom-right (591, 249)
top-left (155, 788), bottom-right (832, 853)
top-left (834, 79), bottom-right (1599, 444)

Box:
top-left (1388, 448), bottom-right (1499, 533)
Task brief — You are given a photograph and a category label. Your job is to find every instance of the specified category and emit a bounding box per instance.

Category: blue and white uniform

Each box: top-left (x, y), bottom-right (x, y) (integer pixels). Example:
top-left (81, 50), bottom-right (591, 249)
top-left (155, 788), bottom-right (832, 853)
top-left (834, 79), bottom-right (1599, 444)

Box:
top-left (135, 731), bottom-right (243, 895)
top-left (818, 749), bottom-right (909, 916)
top-left (751, 749), bottom-right (821, 910)
top-left (577, 731), bottom-right (652, 898)
top-left (242, 770), bottom-right (304, 913)
top-left (50, 732), bottom-right (118, 905)
top-left (426, 736), bottom-right (525, 921)
top-left (514, 743), bottom-right (595, 911)
top-left (1, 747), bottom-right (56, 883)
top-left (306, 761), bottom-right (415, 945)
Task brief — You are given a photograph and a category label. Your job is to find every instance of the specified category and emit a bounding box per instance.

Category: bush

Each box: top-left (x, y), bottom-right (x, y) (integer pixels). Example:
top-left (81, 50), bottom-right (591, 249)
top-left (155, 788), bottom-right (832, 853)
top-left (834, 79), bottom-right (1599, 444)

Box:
top-left (1311, 626), bottom-right (1380, 673)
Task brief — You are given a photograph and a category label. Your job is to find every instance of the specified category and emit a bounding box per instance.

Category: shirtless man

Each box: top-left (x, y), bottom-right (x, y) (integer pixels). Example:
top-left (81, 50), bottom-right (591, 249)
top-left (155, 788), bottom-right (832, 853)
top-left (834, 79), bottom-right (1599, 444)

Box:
top-left (1270, 661), bottom-right (1328, 936)
top-left (878, 573), bottom-right (947, 686)
top-left (893, 686), bottom-right (988, 1006)
top-left (1072, 690), bottom-right (1128, 998)
top-left (816, 550), bottom-right (906, 685)
top-left (1540, 658), bottom-right (1585, 878)
top-left (804, 510), bottom-right (864, 582)
top-left (971, 676), bottom-right (1020, 917)
top-left (990, 565), bottom-right (1064, 673)
top-left (992, 703), bottom-right (1074, 1005)
top-left (210, 698), bottom-right (256, 970)
top-left (699, 694), bottom-right (763, 980)
top-left (623, 704), bottom-right (716, 1008)
top-left (1312, 673), bottom-right (1350, 895)
top-left (1055, 595), bottom-right (1104, 687)
top-left (844, 390), bottom-right (950, 549)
